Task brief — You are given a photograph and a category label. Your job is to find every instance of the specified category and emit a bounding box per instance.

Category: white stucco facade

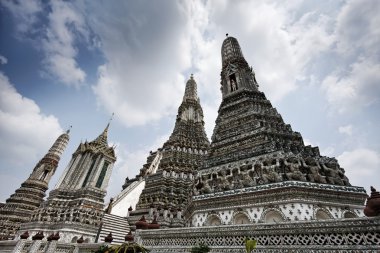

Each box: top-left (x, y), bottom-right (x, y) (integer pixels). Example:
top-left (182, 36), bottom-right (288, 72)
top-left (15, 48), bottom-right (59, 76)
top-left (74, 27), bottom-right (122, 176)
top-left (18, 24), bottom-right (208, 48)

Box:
top-left (111, 179), bottom-right (146, 217)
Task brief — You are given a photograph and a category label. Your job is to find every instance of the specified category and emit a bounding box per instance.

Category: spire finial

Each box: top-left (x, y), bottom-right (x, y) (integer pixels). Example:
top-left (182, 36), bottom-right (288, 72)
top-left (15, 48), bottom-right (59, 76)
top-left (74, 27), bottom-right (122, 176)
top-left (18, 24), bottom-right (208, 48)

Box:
top-left (108, 113), bottom-right (114, 125)
top-left (190, 73), bottom-right (193, 79)
top-left (66, 125), bottom-right (72, 134)
top-left (226, 33), bottom-right (229, 37)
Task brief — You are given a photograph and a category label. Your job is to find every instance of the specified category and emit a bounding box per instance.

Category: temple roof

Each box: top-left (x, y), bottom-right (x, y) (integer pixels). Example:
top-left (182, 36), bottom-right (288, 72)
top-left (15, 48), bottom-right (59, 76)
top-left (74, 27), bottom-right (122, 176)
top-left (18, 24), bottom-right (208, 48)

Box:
top-left (75, 123), bottom-right (116, 160)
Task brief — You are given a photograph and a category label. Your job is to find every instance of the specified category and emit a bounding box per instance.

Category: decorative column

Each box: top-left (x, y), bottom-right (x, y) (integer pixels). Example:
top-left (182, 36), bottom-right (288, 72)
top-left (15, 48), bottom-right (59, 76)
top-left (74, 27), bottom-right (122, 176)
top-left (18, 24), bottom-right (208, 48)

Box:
top-left (12, 231), bottom-right (29, 253)
top-left (28, 232), bottom-right (44, 253)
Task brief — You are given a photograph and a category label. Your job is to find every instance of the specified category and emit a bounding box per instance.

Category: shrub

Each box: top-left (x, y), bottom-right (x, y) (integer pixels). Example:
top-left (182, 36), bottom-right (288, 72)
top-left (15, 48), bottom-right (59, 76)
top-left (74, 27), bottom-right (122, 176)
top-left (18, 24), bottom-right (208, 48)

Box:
top-left (191, 242), bottom-right (211, 253)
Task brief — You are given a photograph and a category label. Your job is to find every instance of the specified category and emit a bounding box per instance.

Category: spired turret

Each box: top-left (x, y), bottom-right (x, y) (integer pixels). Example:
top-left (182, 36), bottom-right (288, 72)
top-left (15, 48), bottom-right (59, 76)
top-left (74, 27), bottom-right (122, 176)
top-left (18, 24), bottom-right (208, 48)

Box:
top-left (165, 74), bottom-right (209, 150)
top-left (220, 35), bottom-right (258, 98)
top-left (20, 123), bottom-right (116, 243)
top-left (221, 36), bottom-right (245, 64)
top-left (55, 123), bottom-right (116, 191)
top-left (0, 130), bottom-right (70, 240)
top-left (127, 75), bottom-right (210, 228)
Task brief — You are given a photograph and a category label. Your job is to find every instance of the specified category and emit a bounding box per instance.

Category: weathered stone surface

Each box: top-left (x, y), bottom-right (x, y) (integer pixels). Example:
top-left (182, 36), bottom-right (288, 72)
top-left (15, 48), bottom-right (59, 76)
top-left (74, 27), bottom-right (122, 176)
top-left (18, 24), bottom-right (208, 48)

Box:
top-left (128, 75), bottom-right (210, 228)
top-left (184, 36), bottom-right (366, 228)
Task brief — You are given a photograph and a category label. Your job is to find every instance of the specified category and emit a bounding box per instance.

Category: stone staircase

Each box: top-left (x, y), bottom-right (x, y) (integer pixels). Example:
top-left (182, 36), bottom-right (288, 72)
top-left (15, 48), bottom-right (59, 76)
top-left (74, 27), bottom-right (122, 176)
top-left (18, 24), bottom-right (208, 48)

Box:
top-left (97, 213), bottom-right (130, 244)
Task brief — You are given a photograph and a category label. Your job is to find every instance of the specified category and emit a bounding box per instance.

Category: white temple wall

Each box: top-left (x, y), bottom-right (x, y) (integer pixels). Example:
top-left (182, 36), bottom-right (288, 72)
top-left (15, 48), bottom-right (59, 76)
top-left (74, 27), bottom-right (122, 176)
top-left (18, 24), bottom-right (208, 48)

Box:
top-left (111, 180), bottom-right (146, 217)
top-left (191, 201), bottom-right (364, 227)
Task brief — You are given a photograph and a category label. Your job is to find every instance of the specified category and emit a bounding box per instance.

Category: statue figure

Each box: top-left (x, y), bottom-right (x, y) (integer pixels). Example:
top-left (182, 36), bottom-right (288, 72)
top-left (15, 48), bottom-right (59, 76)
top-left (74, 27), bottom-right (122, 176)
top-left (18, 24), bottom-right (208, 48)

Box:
top-left (219, 170), bottom-right (231, 190)
top-left (322, 162), bottom-right (344, 185)
top-left (261, 167), bottom-right (282, 183)
top-left (211, 177), bottom-right (220, 192)
top-left (232, 176), bottom-right (244, 189)
top-left (231, 79), bottom-right (237, 91)
top-left (303, 158), bottom-right (327, 184)
top-left (337, 168), bottom-right (350, 186)
top-left (285, 157), bottom-right (306, 181)
top-left (201, 179), bottom-right (212, 194)
top-left (242, 172), bottom-right (255, 187)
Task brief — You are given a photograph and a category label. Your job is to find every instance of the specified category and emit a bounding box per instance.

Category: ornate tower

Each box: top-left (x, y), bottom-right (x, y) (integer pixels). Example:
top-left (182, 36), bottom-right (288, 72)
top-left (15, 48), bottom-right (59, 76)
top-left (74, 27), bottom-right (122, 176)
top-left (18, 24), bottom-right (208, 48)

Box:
top-left (54, 123), bottom-right (115, 192)
top-left (21, 124), bottom-right (116, 243)
top-left (220, 36), bottom-right (259, 98)
top-left (128, 75), bottom-right (210, 228)
top-left (0, 130), bottom-right (70, 239)
top-left (188, 36), bottom-right (367, 227)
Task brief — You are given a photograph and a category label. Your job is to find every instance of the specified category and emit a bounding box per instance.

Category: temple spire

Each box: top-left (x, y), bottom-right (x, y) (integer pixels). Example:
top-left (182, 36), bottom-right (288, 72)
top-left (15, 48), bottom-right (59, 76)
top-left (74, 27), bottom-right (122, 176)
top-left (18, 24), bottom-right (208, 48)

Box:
top-left (220, 36), bottom-right (258, 98)
top-left (0, 131), bottom-right (70, 239)
top-left (183, 74), bottom-right (198, 102)
top-left (128, 75), bottom-right (209, 229)
top-left (93, 115), bottom-right (113, 146)
top-left (221, 36), bottom-right (245, 66)
top-left (167, 75), bottom-right (209, 146)
top-left (48, 128), bottom-right (71, 157)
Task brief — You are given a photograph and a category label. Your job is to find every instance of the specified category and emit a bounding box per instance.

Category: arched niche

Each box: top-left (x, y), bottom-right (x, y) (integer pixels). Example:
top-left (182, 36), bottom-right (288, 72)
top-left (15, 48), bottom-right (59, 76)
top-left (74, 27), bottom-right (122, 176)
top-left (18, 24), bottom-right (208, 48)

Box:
top-left (315, 209), bottom-right (333, 220)
top-left (263, 210), bottom-right (285, 223)
top-left (71, 236), bottom-right (78, 243)
top-left (233, 212), bottom-right (251, 224)
top-left (205, 214), bottom-right (222, 226)
top-left (343, 211), bottom-right (357, 219)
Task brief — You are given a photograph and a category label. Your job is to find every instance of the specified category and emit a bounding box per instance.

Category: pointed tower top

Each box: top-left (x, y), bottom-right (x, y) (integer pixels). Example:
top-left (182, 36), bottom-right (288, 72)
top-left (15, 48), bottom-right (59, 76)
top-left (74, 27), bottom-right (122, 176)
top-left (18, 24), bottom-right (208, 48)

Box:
top-left (221, 36), bottom-right (245, 66)
top-left (93, 123), bottom-right (109, 146)
top-left (48, 130), bottom-right (70, 157)
top-left (165, 76), bottom-right (209, 149)
top-left (92, 114), bottom-right (113, 147)
top-left (183, 74), bottom-right (198, 101)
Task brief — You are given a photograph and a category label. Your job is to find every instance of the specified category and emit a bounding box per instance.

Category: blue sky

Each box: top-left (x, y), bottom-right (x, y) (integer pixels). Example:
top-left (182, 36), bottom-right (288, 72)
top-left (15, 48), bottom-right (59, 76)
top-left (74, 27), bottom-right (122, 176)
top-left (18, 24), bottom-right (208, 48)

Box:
top-left (0, 0), bottom-right (379, 203)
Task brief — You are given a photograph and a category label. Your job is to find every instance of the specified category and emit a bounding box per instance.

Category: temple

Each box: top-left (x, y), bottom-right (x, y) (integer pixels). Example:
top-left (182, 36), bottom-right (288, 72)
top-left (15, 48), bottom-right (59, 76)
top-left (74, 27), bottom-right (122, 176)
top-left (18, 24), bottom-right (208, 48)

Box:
top-left (187, 35), bottom-right (365, 226)
top-left (132, 36), bottom-right (377, 252)
top-left (0, 36), bottom-right (379, 253)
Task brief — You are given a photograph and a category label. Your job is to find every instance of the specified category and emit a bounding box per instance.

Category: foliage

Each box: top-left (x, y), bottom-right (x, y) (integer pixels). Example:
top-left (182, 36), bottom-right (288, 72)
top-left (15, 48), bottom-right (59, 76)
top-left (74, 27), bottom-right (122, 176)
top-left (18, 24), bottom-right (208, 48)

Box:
top-left (244, 238), bottom-right (257, 253)
top-left (191, 242), bottom-right (211, 253)
top-left (93, 242), bottom-right (149, 253)
top-left (93, 244), bottom-right (111, 253)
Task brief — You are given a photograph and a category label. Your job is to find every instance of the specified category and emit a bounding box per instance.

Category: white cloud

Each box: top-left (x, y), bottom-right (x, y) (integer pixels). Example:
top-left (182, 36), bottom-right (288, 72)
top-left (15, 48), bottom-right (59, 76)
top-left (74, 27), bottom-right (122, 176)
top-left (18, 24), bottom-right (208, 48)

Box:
top-left (338, 125), bottom-right (353, 136)
top-left (0, 72), bottom-right (63, 166)
top-left (322, 59), bottom-right (380, 113)
top-left (335, 0), bottom-right (380, 57)
top-left (86, 1), bottom-right (205, 126)
top-left (0, 55), bottom-right (8, 65)
top-left (320, 0), bottom-right (380, 114)
top-left (338, 148), bottom-right (380, 191)
top-left (41, 1), bottom-right (87, 87)
top-left (321, 146), bottom-right (335, 157)
top-left (204, 1), bottom-right (298, 101)
top-left (2, 0), bottom-right (87, 87)
top-left (1, 0), bottom-right (42, 33)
